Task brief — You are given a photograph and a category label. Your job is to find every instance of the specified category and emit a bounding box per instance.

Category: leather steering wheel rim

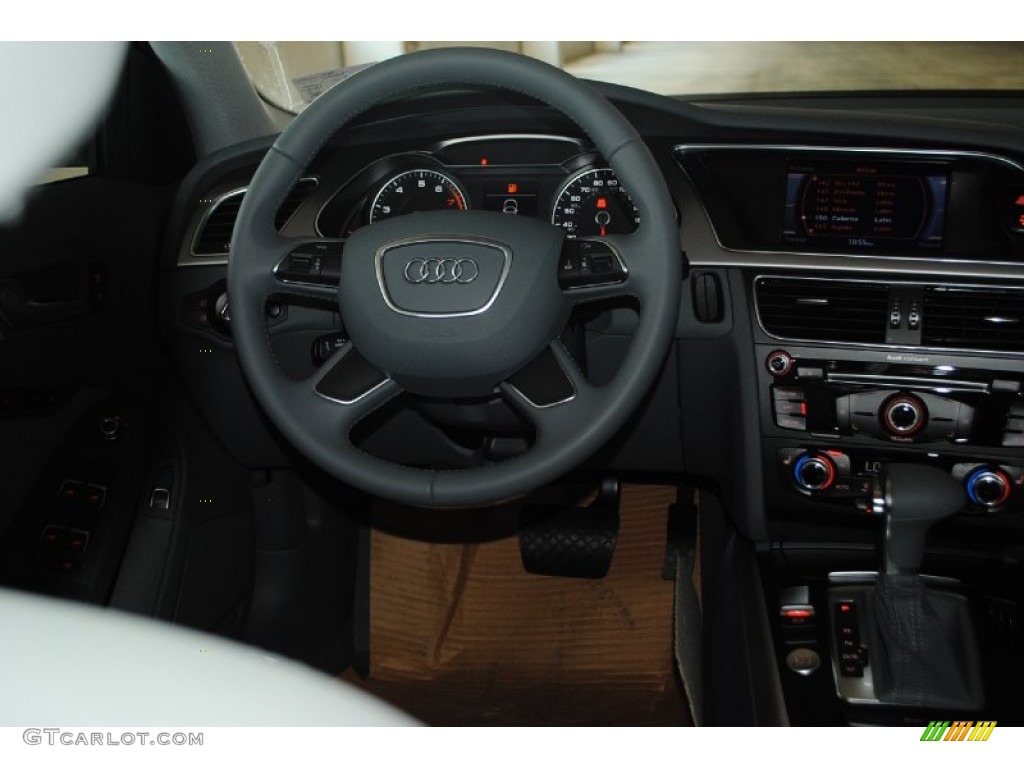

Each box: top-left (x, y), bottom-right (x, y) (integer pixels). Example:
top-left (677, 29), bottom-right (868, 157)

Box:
top-left (228, 47), bottom-right (681, 508)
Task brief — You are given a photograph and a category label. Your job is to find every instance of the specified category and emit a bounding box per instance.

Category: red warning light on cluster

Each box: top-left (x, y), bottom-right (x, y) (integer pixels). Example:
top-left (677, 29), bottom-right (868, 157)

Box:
top-left (596, 197), bottom-right (608, 209)
top-left (507, 183), bottom-right (518, 194)
top-left (480, 157), bottom-right (489, 166)
top-left (1011, 193), bottom-right (1024, 232)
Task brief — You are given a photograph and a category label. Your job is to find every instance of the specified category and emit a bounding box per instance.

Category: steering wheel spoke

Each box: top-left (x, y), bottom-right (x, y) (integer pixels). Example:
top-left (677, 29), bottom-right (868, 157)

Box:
top-left (500, 341), bottom-right (595, 427)
top-left (311, 342), bottom-right (402, 426)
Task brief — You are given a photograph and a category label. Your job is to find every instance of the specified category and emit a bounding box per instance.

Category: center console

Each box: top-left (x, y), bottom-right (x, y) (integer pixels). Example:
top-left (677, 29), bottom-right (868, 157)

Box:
top-left (749, 275), bottom-right (1024, 725)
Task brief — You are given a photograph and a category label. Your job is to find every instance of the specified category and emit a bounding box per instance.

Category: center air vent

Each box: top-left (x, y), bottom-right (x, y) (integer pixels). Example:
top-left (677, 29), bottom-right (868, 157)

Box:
top-left (755, 278), bottom-right (888, 343)
top-left (191, 177), bottom-right (318, 257)
top-left (922, 286), bottom-right (1024, 351)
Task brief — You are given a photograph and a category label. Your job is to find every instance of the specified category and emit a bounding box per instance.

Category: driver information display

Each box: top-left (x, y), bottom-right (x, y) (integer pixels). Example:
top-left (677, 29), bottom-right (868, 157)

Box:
top-left (782, 161), bottom-right (948, 251)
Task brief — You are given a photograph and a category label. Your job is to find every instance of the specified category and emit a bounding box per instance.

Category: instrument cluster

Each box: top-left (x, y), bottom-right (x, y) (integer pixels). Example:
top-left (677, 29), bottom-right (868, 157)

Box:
top-left (315, 135), bottom-right (640, 240)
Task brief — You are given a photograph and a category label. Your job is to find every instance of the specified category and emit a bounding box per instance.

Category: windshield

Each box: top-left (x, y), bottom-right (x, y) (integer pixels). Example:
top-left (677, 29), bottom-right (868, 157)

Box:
top-left (235, 41), bottom-right (1024, 113)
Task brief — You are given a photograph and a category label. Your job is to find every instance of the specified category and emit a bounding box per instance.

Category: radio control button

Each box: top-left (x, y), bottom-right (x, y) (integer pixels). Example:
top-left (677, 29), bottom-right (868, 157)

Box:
top-left (796, 366), bottom-right (824, 380)
top-left (775, 400), bottom-right (806, 416)
top-left (766, 350), bottom-right (794, 377)
top-left (776, 414), bottom-right (807, 431)
top-left (882, 394), bottom-right (927, 437)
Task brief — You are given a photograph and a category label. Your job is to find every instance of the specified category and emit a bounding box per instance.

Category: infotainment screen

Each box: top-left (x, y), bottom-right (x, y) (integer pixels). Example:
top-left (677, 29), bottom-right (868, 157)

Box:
top-left (782, 161), bottom-right (949, 252)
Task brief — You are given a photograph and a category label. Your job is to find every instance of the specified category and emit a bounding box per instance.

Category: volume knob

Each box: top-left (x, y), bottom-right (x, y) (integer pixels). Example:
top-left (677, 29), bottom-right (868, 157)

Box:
top-left (882, 394), bottom-right (926, 437)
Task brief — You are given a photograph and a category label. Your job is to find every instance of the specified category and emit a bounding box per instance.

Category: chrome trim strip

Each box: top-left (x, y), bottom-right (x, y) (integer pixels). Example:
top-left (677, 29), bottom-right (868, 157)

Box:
top-left (699, 251), bottom-right (1024, 278)
top-left (753, 274), bottom-right (1024, 357)
top-left (186, 185), bottom-right (246, 260)
top-left (673, 143), bottom-right (1024, 173)
top-left (827, 586), bottom-right (879, 705)
top-left (504, 347), bottom-right (578, 410)
top-left (828, 571), bottom-right (961, 587)
top-left (311, 342), bottom-right (391, 406)
top-left (434, 133), bottom-right (585, 153)
top-left (373, 235), bottom-right (512, 318)
top-left (824, 373), bottom-right (989, 392)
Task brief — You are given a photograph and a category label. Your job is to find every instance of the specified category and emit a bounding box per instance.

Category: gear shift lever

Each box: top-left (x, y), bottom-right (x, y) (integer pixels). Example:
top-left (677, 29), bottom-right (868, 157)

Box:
top-left (866, 464), bottom-right (983, 710)
top-left (879, 464), bottom-right (965, 574)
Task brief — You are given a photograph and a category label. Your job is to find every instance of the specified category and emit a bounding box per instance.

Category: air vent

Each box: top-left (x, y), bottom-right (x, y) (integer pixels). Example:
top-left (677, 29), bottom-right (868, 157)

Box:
top-left (191, 177), bottom-right (318, 257)
top-left (756, 278), bottom-right (888, 343)
top-left (922, 286), bottom-right (1024, 351)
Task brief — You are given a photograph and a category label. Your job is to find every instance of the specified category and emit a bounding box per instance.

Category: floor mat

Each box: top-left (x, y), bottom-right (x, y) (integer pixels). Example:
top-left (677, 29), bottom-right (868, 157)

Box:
top-left (342, 484), bottom-right (692, 726)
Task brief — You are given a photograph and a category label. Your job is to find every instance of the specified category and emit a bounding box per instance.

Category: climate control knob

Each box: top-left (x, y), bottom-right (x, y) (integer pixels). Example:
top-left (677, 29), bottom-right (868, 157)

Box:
top-left (793, 454), bottom-right (836, 492)
top-left (966, 467), bottom-right (1012, 508)
top-left (882, 394), bottom-right (927, 438)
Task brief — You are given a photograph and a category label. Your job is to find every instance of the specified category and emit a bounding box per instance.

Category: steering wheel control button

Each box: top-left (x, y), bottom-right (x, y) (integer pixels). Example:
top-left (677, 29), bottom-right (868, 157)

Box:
top-left (375, 236), bottom-right (509, 317)
top-left (276, 241), bottom-right (344, 285)
top-left (311, 333), bottom-right (348, 368)
top-left (766, 350), bottom-right (794, 377)
top-left (966, 467), bottom-right (1012, 508)
top-left (793, 454), bottom-right (836, 492)
top-left (557, 239), bottom-right (626, 289)
top-left (882, 394), bottom-right (927, 438)
top-left (786, 647), bottom-right (821, 676)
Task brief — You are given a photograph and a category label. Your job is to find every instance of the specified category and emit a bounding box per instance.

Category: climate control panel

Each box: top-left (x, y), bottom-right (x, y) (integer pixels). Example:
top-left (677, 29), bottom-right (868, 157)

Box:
top-left (777, 446), bottom-right (1024, 515)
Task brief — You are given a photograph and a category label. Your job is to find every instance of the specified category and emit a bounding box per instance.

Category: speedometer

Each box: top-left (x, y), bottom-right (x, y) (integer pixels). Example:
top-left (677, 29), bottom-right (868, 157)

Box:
top-left (551, 168), bottom-right (639, 239)
top-left (369, 169), bottom-right (468, 223)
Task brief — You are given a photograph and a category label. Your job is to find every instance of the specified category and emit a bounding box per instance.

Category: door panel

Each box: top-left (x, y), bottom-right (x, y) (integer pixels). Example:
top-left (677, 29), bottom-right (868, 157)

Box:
top-left (0, 175), bottom-right (168, 536)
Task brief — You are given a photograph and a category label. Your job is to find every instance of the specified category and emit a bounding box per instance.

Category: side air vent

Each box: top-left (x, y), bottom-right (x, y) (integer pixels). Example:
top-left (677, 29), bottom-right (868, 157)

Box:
top-left (755, 278), bottom-right (888, 343)
top-left (922, 286), bottom-right (1024, 351)
top-left (191, 177), bottom-right (318, 257)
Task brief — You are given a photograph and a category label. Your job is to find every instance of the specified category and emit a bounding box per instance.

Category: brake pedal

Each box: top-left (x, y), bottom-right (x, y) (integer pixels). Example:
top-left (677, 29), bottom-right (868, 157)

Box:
top-left (518, 477), bottom-right (620, 579)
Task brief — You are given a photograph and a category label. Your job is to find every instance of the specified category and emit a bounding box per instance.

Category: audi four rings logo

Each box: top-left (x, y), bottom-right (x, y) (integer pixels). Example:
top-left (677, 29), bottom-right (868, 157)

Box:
top-left (403, 258), bottom-right (480, 284)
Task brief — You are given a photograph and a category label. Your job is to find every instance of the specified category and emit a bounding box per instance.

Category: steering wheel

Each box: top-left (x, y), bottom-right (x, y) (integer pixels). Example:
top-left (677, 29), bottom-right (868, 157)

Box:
top-left (228, 48), bottom-right (681, 508)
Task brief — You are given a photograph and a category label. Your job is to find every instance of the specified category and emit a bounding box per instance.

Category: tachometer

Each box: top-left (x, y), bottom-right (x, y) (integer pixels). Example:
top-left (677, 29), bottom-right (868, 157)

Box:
top-left (551, 168), bottom-right (639, 238)
top-left (369, 169), bottom-right (468, 223)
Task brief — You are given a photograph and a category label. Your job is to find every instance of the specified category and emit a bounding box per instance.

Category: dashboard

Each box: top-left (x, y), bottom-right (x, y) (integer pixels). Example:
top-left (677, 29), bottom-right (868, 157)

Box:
top-left (162, 86), bottom-right (1024, 550)
top-left (145, 80), bottom-right (1024, 727)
